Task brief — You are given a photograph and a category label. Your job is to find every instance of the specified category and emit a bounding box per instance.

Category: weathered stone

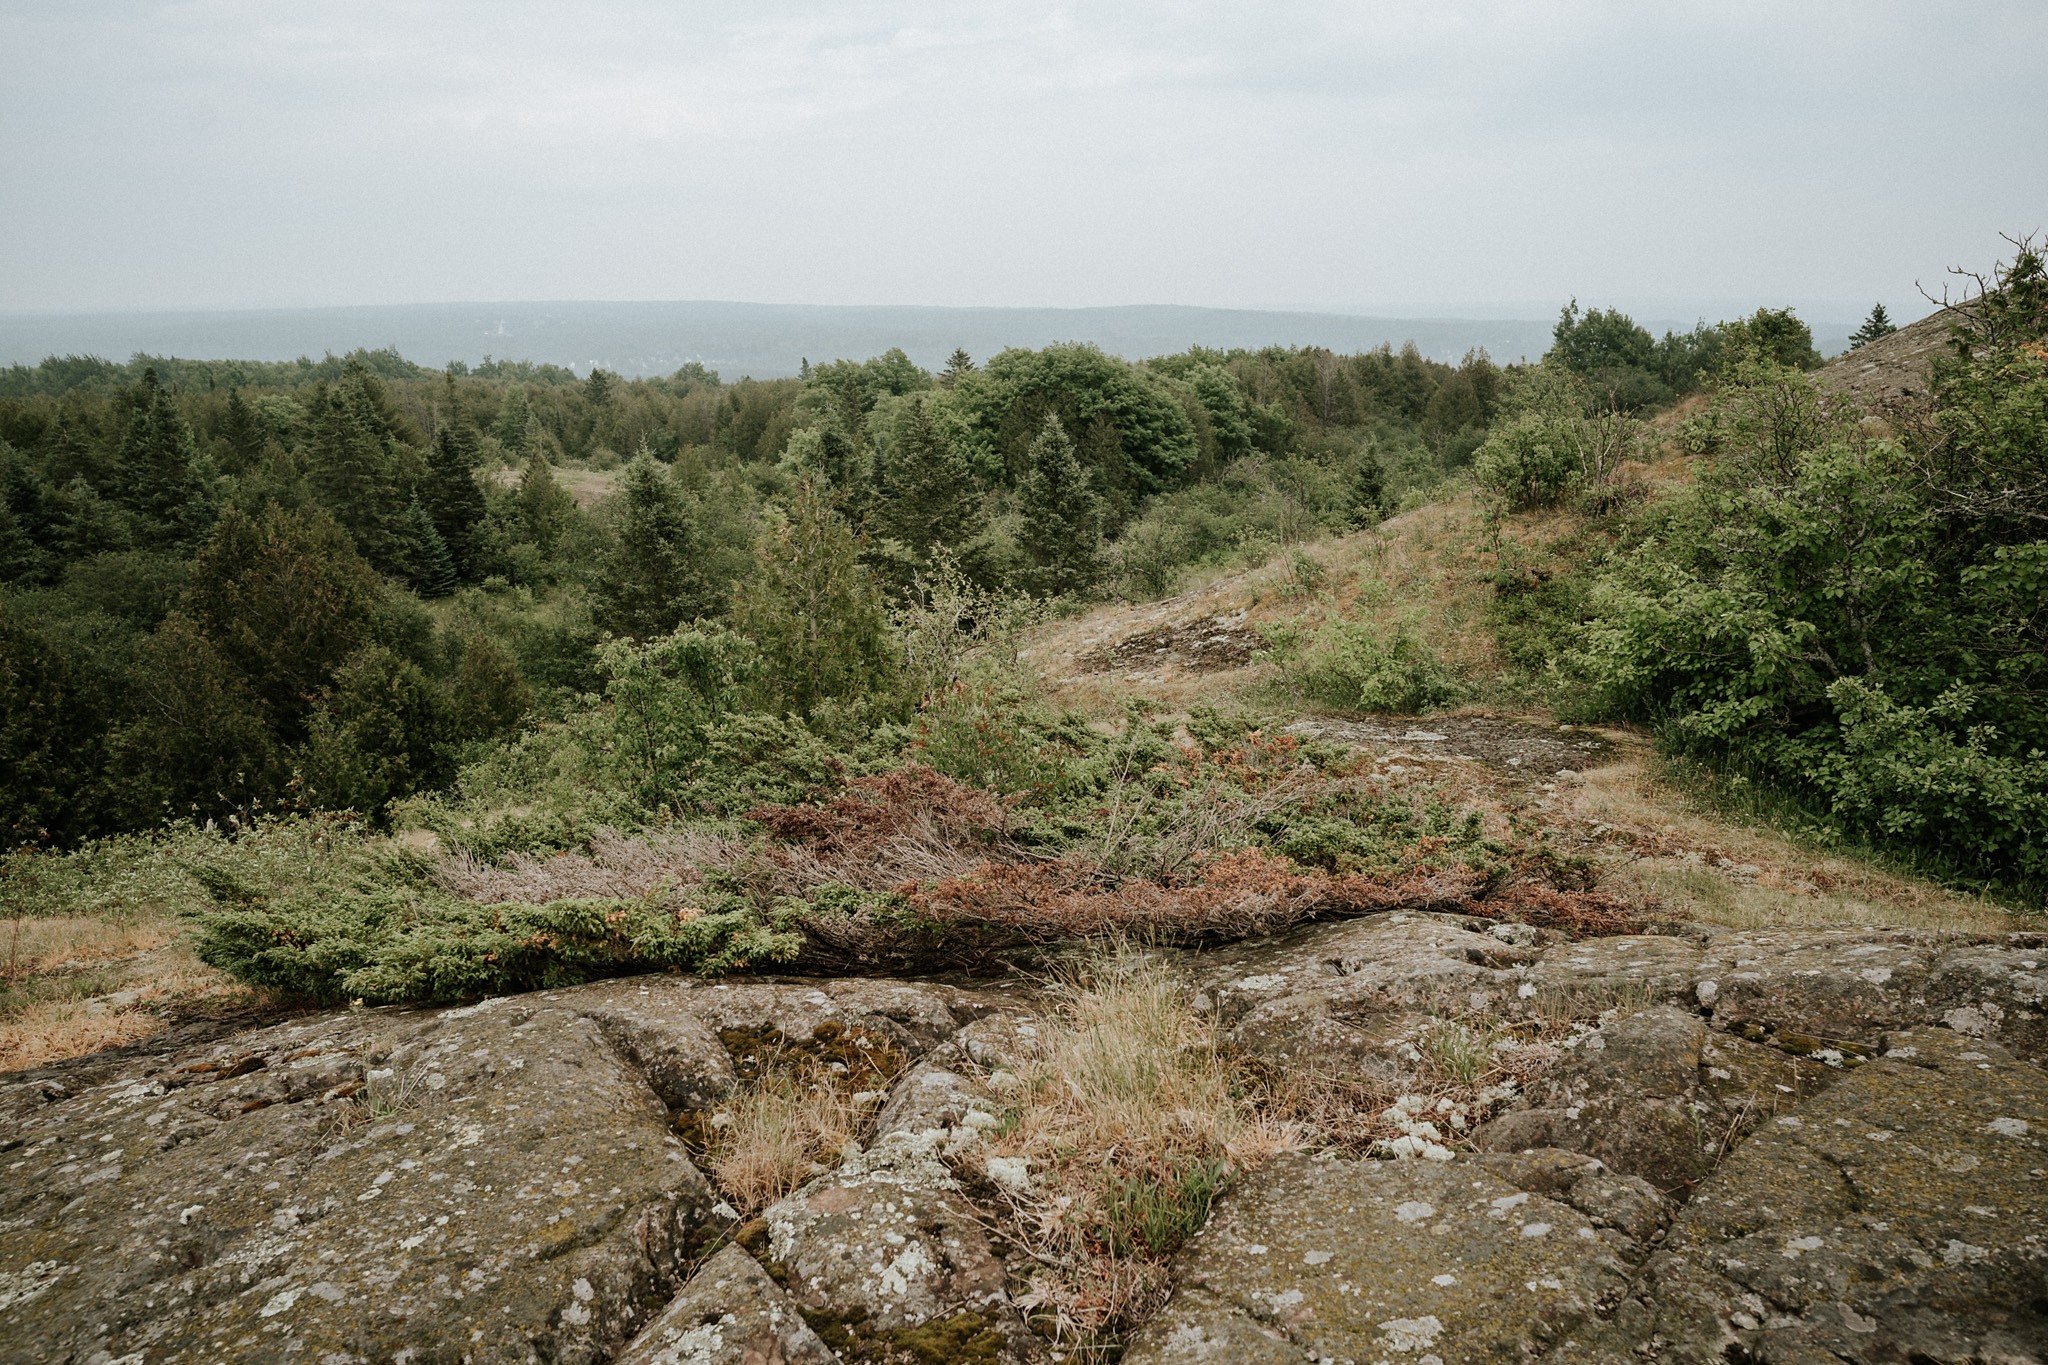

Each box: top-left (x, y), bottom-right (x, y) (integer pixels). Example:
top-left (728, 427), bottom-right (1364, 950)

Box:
top-left (616, 1244), bottom-right (838, 1365)
top-left (1695, 928), bottom-right (1957, 1048)
top-left (0, 973), bottom-right (1010, 1364)
top-left (1524, 933), bottom-right (1702, 1009)
top-left (1925, 937), bottom-right (2048, 1063)
top-left (1476, 1146), bottom-right (1607, 1198)
top-left (1565, 1171), bottom-right (1666, 1244)
top-left (1474, 1007), bottom-right (1840, 1196)
top-left (1552, 1029), bottom-right (2048, 1363)
top-left (0, 994), bottom-right (717, 1364)
top-left (764, 1129), bottom-right (1037, 1362)
top-left (1124, 1153), bottom-right (1629, 1363)
top-left (1191, 913), bottom-right (1529, 1080)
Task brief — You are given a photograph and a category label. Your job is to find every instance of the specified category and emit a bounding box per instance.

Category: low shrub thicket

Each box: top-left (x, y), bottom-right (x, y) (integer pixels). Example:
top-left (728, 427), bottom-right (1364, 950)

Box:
top-left (1264, 616), bottom-right (1463, 716)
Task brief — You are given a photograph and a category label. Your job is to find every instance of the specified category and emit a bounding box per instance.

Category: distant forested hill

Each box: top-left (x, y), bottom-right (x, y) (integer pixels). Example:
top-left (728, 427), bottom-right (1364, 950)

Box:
top-left (0, 301), bottom-right (1563, 379)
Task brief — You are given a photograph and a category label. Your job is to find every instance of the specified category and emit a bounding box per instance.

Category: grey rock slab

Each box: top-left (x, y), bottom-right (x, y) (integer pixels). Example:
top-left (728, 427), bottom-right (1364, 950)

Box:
top-left (1553, 1028), bottom-right (2048, 1363)
top-left (617, 1244), bottom-right (837, 1365)
top-left (764, 1128), bottom-right (1038, 1361)
top-left (1925, 936), bottom-right (2048, 1063)
top-left (0, 993), bottom-right (719, 1365)
top-left (1474, 1007), bottom-right (1839, 1196)
top-left (1524, 933), bottom-right (1702, 1009)
top-left (1190, 913), bottom-right (1531, 1080)
top-left (1124, 1152), bottom-right (1629, 1364)
top-left (0, 972), bottom-right (1006, 1364)
top-left (1695, 928), bottom-right (1960, 1048)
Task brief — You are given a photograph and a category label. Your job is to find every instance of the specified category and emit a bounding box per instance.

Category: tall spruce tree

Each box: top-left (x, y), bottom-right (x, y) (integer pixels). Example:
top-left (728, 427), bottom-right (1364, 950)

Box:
top-left (493, 385), bottom-right (533, 451)
top-left (593, 452), bottom-right (714, 638)
top-left (421, 423), bottom-right (487, 578)
top-left (307, 372), bottom-right (406, 571)
top-left (880, 397), bottom-right (985, 565)
top-left (516, 450), bottom-right (574, 555)
top-left (1849, 302), bottom-right (1898, 350)
top-left (1015, 414), bottom-right (1103, 595)
top-left (941, 348), bottom-right (976, 385)
top-left (397, 500), bottom-right (458, 598)
top-left (219, 389), bottom-right (267, 473)
top-left (731, 481), bottom-right (893, 715)
top-left (117, 368), bottom-right (214, 546)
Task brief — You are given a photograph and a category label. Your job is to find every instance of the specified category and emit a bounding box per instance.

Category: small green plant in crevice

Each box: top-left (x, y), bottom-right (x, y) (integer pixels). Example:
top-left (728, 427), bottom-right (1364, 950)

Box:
top-left (1094, 1157), bottom-right (1231, 1259)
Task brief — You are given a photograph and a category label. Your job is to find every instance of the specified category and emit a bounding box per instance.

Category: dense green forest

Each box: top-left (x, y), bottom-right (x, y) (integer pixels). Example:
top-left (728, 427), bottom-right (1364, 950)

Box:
top-left (4, 245), bottom-right (2043, 998)
top-left (1, 334), bottom-right (1499, 845)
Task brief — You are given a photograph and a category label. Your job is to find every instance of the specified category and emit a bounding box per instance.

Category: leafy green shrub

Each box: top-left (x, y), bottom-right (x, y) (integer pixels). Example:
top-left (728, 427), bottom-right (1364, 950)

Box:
top-left (1570, 244), bottom-right (2048, 891)
top-left (1269, 617), bottom-right (1461, 716)
top-left (1471, 413), bottom-right (1582, 509)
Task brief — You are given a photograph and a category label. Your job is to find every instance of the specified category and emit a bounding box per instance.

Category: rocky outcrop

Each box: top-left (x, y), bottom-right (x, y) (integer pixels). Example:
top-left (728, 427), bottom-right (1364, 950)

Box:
top-left (4, 922), bottom-right (2044, 1363)
top-left (1555, 1028), bottom-right (2048, 1362)
top-left (617, 1245), bottom-right (837, 1365)
top-left (0, 975), bottom-right (1014, 1365)
top-left (1122, 1153), bottom-right (1632, 1362)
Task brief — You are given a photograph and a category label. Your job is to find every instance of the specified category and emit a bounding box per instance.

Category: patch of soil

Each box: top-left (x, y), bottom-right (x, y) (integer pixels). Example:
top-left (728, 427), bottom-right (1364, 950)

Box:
top-left (1080, 614), bottom-right (1268, 674)
top-left (1286, 715), bottom-right (1614, 774)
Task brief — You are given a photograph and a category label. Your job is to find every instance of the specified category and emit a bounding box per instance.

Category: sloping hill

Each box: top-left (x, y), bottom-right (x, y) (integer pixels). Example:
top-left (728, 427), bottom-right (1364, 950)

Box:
top-left (1813, 303), bottom-right (1957, 407)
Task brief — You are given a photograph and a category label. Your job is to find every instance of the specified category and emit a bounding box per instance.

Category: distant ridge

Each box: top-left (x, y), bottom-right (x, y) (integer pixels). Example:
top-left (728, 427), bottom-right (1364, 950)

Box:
top-left (0, 301), bottom-right (1562, 379)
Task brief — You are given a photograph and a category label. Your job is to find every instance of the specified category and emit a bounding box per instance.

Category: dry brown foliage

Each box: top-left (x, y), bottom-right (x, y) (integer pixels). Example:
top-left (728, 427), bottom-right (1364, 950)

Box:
top-left (906, 848), bottom-right (1485, 944)
top-left (434, 827), bottom-right (749, 906)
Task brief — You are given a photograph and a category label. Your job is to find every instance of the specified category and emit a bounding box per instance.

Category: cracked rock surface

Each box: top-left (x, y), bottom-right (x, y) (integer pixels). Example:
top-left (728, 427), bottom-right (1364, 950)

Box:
top-left (3, 922), bottom-right (2045, 1363)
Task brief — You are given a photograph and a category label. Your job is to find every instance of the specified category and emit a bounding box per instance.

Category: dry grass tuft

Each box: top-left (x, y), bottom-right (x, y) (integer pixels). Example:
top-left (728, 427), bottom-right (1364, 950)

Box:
top-left (973, 948), bottom-right (1301, 1342)
top-left (704, 1074), bottom-right (871, 1213)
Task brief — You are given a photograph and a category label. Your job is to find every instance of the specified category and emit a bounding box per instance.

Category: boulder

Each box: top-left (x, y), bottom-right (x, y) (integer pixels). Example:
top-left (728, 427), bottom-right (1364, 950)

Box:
top-left (763, 1129), bottom-right (1038, 1362)
top-left (1925, 936), bottom-right (2048, 1062)
top-left (1473, 1006), bottom-right (1838, 1195)
top-left (1522, 933), bottom-right (1702, 1010)
top-left (0, 973), bottom-right (1009, 1364)
top-left (617, 1244), bottom-right (837, 1364)
top-left (1693, 928), bottom-right (1956, 1048)
top-left (1553, 1028), bottom-right (2048, 1362)
top-left (0, 994), bottom-right (717, 1365)
top-left (1123, 1153), bottom-right (1630, 1363)
top-left (1190, 913), bottom-right (1531, 1081)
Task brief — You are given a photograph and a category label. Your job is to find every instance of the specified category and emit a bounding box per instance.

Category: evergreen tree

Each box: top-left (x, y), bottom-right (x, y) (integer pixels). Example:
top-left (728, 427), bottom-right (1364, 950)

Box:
top-left (219, 389), bottom-right (268, 473)
top-left (398, 500), bottom-right (458, 598)
top-left (447, 633), bottom-right (533, 742)
top-left (0, 601), bottom-right (112, 844)
top-left (582, 368), bottom-right (615, 406)
top-left (1849, 302), bottom-right (1898, 350)
top-left (1015, 415), bottom-right (1104, 595)
top-left (182, 502), bottom-right (387, 741)
top-left (117, 368), bottom-right (214, 545)
top-left (422, 423), bottom-right (487, 577)
top-left (593, 453), bottom-right (714, 638)
top-left (516, 450), bottom-right (574, 555)
top-left (300, 644), bottom-right (454, 820)
top-left (880, 397), bottom-right (985, 565)
top-left (307, 372), bottom-right (405, 571)
top-left (107, 613), bottom-right (282, 826)
top-left (941, 348), bottom-right (976, 385)
top-left (731, 481), bottom-right (894, 715)
top-left (493, 385), bottom-right (533, 451)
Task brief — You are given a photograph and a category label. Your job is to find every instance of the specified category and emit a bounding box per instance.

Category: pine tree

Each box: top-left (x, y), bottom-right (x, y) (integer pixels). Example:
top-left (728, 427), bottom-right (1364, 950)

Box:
top-left (307, 372), bottom-right (405, 571)
top-left (398, 500), bottom-right (458, 598)
top-left (582, 368), bottom-right (615, 406)
top-left (731, 481), bottom-right (894, 715)
top-left (422, 423), bottom-right (487, 578)
top-left (1015, 415), bottom-right (1103, 596)
top-left (1848, 302), bottom-right (1898, 350)
top-left (593, 453), bottom-right (714, 638)
top-left (880, 397), bottom-right (985, 564)
top-left (493, 385), bottom-right (533, 452)
top-left (941, 348), bottom-right (976, 386)
top-left (220, 389), bottom-right (267, 473)
top-left (516, 450), bottom-right (574, 555)
top-left (182, 502), bottom-right (387, 742)
top-left (117, 368), bottom-right (214, 546)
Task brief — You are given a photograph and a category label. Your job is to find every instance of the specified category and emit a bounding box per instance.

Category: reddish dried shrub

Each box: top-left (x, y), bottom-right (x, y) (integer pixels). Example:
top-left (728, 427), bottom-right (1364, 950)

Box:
top-left (746, 764), bottom-right (1010, 861)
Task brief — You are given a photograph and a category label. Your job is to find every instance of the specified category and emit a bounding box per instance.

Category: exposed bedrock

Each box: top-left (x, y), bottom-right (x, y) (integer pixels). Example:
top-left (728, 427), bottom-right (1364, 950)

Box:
top-left (1, 922), bottom-right (2042, 1362)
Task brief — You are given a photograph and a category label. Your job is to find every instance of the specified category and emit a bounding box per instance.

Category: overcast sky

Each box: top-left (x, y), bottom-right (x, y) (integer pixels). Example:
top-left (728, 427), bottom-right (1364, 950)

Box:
top-left (2, 1), bottom-right (2041, 322)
